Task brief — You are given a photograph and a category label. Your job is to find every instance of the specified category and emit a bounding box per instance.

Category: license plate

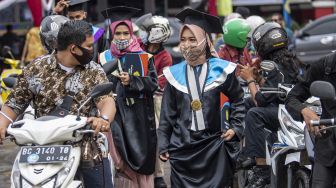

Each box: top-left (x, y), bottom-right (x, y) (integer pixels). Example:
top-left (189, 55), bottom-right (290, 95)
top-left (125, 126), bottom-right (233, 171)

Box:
top-left (19, 145), bottom-right (71, 164)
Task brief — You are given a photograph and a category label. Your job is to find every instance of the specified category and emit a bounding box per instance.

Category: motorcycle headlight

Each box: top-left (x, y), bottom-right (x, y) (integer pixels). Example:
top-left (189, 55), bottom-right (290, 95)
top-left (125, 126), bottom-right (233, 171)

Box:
top-left (55, 157), bottom-right (75, 188)
top-left (20, 176), bottom-right (56, 188)
top-left (12, 157), bottom-right (75, 188)
top-left (281, 109), bottom-right (303, 135)
top-left (11, 159), bottom-right (21, 188)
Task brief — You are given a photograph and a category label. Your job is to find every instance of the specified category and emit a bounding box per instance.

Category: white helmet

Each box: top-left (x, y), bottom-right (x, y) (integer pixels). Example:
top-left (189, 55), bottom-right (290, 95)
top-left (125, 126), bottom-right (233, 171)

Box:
top-left (132, 23), bottom-right (139, 33)
top-left (246, 15), bottom-right (265, 38)
top-left (137, 14), bottom-right (171, 43)
top-left (224, 13), bottom-right (242, 24)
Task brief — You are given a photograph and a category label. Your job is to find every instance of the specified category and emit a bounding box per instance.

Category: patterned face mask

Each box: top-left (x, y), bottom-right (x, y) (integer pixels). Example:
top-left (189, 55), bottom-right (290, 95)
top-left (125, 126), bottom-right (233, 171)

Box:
top-left (180, 39), bottom-right (206, 62)
top-left (113, 39), bottom-right (130, 50)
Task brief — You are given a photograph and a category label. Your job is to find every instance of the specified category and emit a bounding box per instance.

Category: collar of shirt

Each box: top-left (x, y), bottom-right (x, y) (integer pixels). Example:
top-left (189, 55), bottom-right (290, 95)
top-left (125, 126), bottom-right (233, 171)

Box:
top-left (49, 53), bottom-right (85, 74)
top-left (58, 62), bottom-right (74, 73)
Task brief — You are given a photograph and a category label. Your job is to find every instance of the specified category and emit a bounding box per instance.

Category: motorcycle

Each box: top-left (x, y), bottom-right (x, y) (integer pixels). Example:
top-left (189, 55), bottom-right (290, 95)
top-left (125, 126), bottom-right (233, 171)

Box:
top-left (264, 84), bottom-right (319, 188)
top-left (238, 61), bottom-right (321, 188)
top-left (5, 83), bottom-right (113, 188)
top-left (0, 46), bottom-right (22, 104)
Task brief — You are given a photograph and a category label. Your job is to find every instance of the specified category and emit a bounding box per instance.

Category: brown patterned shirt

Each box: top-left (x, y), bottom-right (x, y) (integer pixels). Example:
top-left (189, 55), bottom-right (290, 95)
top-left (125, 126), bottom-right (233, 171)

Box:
top-left (6, 53), bottom-right (111, 117)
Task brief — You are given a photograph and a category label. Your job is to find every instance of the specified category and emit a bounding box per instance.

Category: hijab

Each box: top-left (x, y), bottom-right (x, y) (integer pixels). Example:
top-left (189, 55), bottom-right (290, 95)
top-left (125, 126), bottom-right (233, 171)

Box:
top-left (179, 24), bottom-right (218, 66)
top-left (110, 20), bottom-right (142, 58)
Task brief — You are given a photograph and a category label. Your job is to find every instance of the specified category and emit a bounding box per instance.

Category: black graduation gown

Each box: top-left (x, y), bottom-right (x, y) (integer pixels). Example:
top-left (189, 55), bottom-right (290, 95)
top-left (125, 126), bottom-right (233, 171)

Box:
top-left (111, 52), bottom-right (158, 175)
top-left (158, 58), bottom-right (245, 187)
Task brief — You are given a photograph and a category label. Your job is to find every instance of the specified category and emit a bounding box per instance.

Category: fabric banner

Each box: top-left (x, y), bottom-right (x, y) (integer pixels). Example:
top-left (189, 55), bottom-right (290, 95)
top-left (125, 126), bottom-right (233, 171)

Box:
top-left (283, 0), bottom-right (292, 28)
top-left (27, 0), bottom-right (43, 26)
top-left (217, 0), bottom-right (233, 17)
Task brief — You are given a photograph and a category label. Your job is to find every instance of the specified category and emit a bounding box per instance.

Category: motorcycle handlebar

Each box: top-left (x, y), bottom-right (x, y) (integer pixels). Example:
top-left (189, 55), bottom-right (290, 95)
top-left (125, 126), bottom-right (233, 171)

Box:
top-left (260, 87), bottom-right (279, 91)
top-left (310, 118), bottom-right (335, 126)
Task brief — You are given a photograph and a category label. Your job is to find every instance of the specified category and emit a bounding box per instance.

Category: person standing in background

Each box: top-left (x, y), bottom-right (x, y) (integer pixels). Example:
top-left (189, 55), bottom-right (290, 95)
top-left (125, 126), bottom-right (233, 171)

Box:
top-left (138, 13), bottom-right (173, 188)
top-left (271, 13), bottom-right (294, 45)
top-left (218, 18), bottom-right (252, 74)
top-left (100, 6), bottom-right (158, 188)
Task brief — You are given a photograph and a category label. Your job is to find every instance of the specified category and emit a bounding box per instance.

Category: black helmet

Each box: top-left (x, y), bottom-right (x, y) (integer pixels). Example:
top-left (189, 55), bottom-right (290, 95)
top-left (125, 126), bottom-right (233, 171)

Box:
top-left (252, 22), bottom-right (288, 58)
top-left (40, 15), bottom-right (69, 53)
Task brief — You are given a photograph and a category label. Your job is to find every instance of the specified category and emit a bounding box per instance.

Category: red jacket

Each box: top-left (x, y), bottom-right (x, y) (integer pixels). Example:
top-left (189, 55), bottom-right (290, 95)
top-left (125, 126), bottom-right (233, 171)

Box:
top-left (218, 44), bottom-right (252, 66)
top-left (218, 44), bottom-right (256, 76)
top-left (141, 43), bottom-right (173, 91)
top-left (154, 49), bottom-right (173, 90)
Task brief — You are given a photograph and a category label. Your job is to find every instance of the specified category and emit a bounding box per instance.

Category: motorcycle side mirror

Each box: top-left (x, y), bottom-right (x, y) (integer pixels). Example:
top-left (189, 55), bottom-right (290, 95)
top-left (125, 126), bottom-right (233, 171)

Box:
top-left (260, 60), bottom-right (284, 82)
top-left (89, 83), bottom-right (113, 98)
top-left (3, 77), bottom-right (17, 88)
top-left (2, 46), bottom-right (11, 54)
top-left (102, 59), bottom-right (118, 75)
top-left (76, 83), bottom-right (113, 120)
top-left (2, 45), bottom-right (14, 59)
top-left (310, 81), bottom-right (336, 100)
top-left (260, 60), bottom-right (278, 72)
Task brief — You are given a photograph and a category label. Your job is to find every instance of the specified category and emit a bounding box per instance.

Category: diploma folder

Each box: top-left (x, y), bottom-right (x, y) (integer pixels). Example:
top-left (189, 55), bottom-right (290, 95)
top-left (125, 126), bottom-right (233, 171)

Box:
top-left (122, 53), bottom-right (149, 77)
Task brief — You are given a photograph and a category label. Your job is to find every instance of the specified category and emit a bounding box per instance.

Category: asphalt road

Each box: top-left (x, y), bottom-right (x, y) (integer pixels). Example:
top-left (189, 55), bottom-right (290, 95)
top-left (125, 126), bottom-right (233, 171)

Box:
top-left (0, 140), bottom-right (19, 188)
top-left (0, 140), bottom-right (172, 188)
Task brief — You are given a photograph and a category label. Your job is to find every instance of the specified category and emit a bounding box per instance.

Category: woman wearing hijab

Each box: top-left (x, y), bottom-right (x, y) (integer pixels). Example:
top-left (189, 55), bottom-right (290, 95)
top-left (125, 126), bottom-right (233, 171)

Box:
top-left (158, 8), bottom-right (245, 187)
top-left (99, 6), bottom-right (158, 188)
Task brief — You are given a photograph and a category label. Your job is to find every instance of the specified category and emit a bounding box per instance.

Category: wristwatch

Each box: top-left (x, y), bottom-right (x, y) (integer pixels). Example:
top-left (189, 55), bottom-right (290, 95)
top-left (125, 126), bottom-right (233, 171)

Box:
top-left (99, 115), bottom-right (110, 123)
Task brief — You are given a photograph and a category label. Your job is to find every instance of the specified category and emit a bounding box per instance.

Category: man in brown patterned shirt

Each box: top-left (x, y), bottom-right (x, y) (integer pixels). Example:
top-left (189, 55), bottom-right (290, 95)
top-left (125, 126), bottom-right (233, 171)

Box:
top-left (0, 20), bottom-right (116, 142)
top-left (0, 20), bottom-right (116, 188)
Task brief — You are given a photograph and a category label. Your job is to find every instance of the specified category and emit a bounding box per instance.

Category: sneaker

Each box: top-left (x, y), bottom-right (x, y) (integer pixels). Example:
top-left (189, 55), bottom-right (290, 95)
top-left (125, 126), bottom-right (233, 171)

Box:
top-left (154, 177), bottom-right (167, 188)
top-left (246, 166), bottom-right (270, 188)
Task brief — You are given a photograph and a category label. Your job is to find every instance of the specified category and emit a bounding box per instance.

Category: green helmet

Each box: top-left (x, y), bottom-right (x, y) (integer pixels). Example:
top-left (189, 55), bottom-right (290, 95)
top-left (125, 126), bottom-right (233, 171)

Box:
top-left (223, 18), bottom-right (251, 49)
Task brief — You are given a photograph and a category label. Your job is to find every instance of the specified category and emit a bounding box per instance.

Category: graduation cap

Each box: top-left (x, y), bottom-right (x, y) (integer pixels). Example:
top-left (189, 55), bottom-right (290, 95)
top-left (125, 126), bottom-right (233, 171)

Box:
top-left (101, 6), bottom-right (141, 23)
top-left (176, 8), bottom-right (223, 34)
top-left (68, 0), bottom-right (89, 12)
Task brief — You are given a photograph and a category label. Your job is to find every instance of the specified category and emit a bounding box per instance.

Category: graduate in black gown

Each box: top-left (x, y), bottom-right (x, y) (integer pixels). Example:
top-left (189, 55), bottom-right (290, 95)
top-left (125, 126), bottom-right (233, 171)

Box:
top-left (158, 8), bottom-right (245, 187)
top-left (100, 6), bottom-right (158, 187)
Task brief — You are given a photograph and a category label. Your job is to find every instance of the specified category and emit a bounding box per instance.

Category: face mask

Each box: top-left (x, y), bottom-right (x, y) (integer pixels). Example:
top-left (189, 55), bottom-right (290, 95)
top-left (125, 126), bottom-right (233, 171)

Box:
top-left (72, 45), bottom-right (94, 66)
top-left (113, 39), bottom-right (130, 50)
top-left (180, 39), bottom-right (206, 62)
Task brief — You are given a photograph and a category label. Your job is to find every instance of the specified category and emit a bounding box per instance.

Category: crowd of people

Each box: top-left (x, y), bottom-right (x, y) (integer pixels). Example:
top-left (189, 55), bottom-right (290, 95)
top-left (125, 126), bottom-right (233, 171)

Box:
top-left (0, 0), bottom-right (335, 188)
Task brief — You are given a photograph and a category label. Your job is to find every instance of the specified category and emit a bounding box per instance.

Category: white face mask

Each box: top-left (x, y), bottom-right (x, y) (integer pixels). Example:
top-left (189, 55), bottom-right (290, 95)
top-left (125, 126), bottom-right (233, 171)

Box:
top-left (113, 39), bottom-right (130, 50)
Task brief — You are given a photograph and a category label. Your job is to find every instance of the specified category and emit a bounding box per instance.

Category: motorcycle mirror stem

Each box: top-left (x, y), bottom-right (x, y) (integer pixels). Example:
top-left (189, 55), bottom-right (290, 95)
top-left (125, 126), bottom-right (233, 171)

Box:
top-left (76, 96), bottom-right (92, 121)
top-left (75, 83), bottom-right (113, 121)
